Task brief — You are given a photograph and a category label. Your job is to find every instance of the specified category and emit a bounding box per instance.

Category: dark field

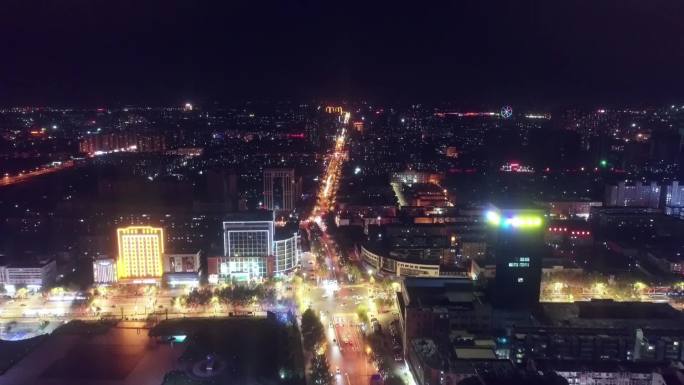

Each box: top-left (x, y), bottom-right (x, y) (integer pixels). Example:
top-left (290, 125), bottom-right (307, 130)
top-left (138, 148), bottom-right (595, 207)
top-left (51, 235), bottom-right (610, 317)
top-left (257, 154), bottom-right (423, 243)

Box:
top-left (153, 316), bottom-right (305, 385)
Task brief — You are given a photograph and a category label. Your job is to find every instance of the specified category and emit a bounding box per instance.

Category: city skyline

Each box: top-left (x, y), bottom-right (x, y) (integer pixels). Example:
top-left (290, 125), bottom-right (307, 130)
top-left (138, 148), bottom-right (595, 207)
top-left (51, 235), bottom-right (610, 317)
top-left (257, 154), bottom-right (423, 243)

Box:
top-left (1, 2), bottom-right (684, 385)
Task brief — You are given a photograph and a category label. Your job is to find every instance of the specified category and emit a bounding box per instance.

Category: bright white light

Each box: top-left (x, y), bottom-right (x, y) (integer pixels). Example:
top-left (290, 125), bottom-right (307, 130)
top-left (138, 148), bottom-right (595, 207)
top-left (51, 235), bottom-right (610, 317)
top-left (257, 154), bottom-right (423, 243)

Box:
top-left (354, 166), bottom-right (361, 175)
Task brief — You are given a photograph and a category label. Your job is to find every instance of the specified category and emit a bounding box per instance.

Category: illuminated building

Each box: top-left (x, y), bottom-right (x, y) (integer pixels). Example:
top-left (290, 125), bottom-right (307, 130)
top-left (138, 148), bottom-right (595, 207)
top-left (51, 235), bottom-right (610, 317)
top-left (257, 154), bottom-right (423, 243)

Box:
top-left (163, 252), bottom-right (200, 273)
top-left (116, 226), bottom-right (164, 280)
top-left (219, 211), bottom-right (300, 281)
top-left (604, 181), bottom-right (660, 209)
top-left (78, 132), bottom-right (165, 155)
top-left (499, 162), bottom-right (533, 173)
top-left (273, 233), bottom-right (299, 273)
top-left (163, 252), bottom-right (201, 287)
top-left (93, 257), bottom-right (117, 284)
top-left (663, 181), bottom-right (684, 207)
top-left (207, 255), bottom-right (274, 283)
top-left (263, 168), bottom-right (296, 211)
top-left (223, 212), bottom-right (275, 257)
top-left (0, 258), bottom-right (57, 289)
top-left (486, 207), bottom-right (544, 310)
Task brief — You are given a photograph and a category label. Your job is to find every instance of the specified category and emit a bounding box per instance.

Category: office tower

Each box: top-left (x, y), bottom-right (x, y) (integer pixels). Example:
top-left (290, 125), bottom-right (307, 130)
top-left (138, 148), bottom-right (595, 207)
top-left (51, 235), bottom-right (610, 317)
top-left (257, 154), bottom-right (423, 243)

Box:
top-left (116, 226), bottom-right (164, 280)
top-left (486, 207), bottom-right (544, 310)
top-left (223, 211), bottom-right (275, 257)
top-left (263, 168), bottom-right (295, 211)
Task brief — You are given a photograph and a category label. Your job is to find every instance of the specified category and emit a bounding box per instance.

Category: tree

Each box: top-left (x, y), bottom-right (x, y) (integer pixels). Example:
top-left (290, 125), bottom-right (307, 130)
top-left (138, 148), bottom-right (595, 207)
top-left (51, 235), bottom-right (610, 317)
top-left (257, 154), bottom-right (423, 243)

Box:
top-left (356, 303), bottom-right (369, 323)
top-left (185, 288), bottom-right (212, 306)
top-left (301, 308), bottom-right (325, 351)
top-left (310, 353), bottom-right (331, 385)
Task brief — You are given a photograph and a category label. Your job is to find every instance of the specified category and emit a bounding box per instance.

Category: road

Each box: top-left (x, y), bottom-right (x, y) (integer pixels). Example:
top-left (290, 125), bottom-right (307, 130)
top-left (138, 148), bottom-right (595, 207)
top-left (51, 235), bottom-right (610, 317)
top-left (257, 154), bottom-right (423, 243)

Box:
top-left (302, 125), bottom-right (411, 385)
top-left (0, 160), bottom-right (75, 187)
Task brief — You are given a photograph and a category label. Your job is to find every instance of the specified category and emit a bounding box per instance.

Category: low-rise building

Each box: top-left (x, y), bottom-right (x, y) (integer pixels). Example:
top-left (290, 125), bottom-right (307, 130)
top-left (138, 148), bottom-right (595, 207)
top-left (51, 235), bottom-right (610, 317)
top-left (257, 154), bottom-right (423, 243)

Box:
top-left (3, 258), bottom-right (57, 288)
top-left (398, 277), bottom-right (492, 355)
top-left (536, 360), bottom-right (668, 385)
top-left (93, 257), bottom-right (117, 284)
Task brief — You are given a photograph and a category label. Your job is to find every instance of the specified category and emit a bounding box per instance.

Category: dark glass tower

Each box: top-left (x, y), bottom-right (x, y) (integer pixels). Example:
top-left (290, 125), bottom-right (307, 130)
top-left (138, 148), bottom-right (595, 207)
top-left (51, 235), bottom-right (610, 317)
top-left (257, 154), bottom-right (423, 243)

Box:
top-left (486, 207), bottom-right (545, 310)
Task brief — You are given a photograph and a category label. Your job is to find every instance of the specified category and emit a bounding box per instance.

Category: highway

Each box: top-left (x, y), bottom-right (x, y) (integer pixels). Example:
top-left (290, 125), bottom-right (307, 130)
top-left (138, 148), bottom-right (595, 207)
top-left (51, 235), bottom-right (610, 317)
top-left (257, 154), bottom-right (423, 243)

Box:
top-left (0, 160), bottom-right (75, 187)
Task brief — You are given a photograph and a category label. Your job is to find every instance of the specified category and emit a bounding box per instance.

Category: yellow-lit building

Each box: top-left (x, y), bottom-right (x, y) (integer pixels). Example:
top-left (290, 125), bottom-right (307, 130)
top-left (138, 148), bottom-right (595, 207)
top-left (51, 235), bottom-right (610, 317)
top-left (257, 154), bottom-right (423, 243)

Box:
top-left (116, 226), bottom-right (164, 280)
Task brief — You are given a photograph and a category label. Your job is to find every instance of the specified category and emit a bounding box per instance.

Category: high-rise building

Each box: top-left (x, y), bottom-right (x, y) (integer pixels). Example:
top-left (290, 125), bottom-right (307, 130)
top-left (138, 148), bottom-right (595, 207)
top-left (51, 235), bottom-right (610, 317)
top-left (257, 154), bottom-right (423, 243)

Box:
top-left (116, 226), bottom-right (164, 280)
top-left (486, 207), bottom-right (544, 310)
top-left (223, 211), bottom-right (275, 257)
top-left (263, 168), bottom-right (295, 211)
top-left (215, 211), bottom-right (299, 282)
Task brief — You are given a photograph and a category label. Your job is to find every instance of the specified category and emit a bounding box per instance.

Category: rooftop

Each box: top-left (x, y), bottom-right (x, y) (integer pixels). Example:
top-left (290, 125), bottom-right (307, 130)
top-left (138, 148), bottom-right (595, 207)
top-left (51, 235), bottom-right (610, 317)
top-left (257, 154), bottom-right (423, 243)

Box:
top-left (223, 210), bottom-right (274, 222)
top-left (403, 277), bottom-right (481, 308)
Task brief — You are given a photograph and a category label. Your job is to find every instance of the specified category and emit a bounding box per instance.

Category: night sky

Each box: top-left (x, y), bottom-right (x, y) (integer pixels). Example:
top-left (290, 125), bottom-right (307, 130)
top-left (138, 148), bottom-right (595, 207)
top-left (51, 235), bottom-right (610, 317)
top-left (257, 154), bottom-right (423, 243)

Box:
top-left (1, 0), bottom-right (683, 106)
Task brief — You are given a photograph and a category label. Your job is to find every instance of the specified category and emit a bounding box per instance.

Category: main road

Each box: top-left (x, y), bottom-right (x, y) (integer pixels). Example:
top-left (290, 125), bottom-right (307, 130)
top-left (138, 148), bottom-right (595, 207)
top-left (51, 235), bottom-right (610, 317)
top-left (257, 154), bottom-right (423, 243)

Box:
top-left (302, 125), bottom-right (385, 385)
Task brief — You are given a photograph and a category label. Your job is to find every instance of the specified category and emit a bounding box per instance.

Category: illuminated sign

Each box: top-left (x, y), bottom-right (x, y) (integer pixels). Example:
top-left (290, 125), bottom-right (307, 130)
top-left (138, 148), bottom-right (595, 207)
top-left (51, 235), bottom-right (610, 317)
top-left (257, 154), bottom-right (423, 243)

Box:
top-left (116, 226), bottom-right (164, 280)
top-left (485, 211), bottom-right (542, 229)
top-left (325, 106), bottom-right (343, 114)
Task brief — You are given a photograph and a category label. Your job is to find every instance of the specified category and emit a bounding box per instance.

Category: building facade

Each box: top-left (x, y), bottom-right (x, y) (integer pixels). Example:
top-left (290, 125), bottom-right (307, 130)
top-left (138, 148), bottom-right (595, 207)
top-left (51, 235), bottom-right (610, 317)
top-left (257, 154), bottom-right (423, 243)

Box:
top-left (207, 255), bottom-right (275, 283)
top-left (93, 257), bottom-right (117, 284)
top-left (361, 245), bottom-right (440, 277)
top-left (163, 252), bottom-right (201, 273)
top-left (663, 181), bottom-right (684, 207)
top-left (116, 226), bottom-right (164, 280)
top-left (273, 233), bottom-right (300, 273)
top-left (2, 259), bottom-right (57, 288)
top-left (223, 213), bottom-right (275, 258)
top-left (263, 168), bottom-right (296, 211)
top-left (486, 208), bottom-right (544, 310)
top-left (605, 181), bottom-right (661, 208)
top-left (221, 212), bottom-right (300, 279)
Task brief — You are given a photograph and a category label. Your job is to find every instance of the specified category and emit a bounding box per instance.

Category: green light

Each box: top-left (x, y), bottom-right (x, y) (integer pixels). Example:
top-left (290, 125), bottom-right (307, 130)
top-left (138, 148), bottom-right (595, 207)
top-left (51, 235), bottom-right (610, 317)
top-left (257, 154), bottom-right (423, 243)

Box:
top-left (600, 159), bottom-right (607, 167)
top-left (171, 335), bottom-right (187, 342)
top-left (505, 216), bottom-right (542, 228)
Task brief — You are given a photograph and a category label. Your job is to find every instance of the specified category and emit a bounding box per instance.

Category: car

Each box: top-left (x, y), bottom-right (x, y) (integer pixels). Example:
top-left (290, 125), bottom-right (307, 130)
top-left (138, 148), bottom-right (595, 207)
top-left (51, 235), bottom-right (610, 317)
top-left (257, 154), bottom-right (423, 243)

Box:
top-left (336, 367), bottom-right (341, 375)
top-left (394, 353), bottom-right (403, 362)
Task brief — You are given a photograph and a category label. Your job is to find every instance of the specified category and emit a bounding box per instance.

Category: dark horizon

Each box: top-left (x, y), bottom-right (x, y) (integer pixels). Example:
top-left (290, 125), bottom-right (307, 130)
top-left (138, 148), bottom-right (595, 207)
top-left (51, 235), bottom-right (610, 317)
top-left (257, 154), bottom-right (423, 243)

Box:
top-left (1, 0), bottom-right (683, 107)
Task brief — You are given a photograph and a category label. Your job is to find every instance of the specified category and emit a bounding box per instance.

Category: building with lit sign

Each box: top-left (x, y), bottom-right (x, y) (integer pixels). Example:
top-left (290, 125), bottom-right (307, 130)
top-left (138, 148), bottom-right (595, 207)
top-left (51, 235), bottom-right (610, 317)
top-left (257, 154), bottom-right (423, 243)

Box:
top-left (93, 257), bottom-right (117, 284)
top-left (207, 255), bottom-right (275, 283)
top-left (116, 226), bottom-right (164, 281)
top-left (486, 207), bottom-right (545, 310)
top-left (163, 252), bottom-right (200, 273)
top-left (162, 252), bottom-right (201, 287)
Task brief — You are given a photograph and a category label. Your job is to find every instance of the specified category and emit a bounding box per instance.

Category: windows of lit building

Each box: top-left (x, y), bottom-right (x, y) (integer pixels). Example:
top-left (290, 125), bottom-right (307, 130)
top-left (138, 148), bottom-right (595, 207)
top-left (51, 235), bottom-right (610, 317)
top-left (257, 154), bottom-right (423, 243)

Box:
top-left (116, 226), bottom-right (164, 280)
